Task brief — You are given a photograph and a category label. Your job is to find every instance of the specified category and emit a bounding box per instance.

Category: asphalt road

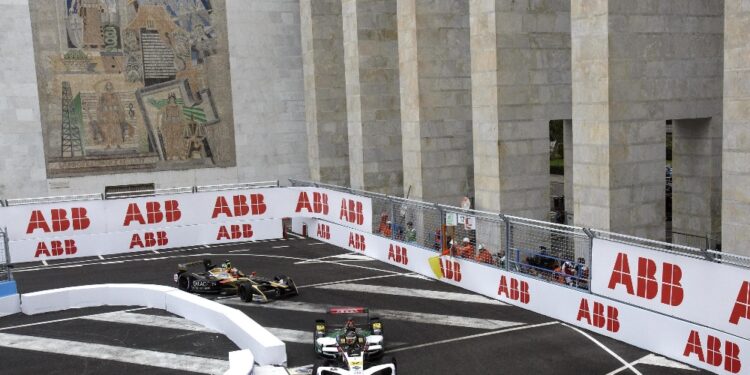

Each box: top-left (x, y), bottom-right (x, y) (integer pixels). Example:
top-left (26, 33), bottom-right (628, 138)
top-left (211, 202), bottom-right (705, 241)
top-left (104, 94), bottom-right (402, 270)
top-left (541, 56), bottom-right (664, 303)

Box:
top-left (0, 236), bottom-right (707, 374)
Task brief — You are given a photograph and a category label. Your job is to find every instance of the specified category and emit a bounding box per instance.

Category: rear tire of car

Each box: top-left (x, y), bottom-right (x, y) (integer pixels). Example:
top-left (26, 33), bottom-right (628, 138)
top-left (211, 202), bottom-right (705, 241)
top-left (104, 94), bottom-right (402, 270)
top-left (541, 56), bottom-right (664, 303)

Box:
top-left (238, 283), bottom-right (253, 302)
top-left (177, 275), bottom-right (191, 292)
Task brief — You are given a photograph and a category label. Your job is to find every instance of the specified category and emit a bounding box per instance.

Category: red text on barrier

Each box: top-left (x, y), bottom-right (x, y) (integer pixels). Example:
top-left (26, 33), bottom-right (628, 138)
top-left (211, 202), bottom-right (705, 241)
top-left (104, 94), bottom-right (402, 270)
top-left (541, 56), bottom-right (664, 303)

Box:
top-left (730, 281), bottom-right (750, 326)
top-left (607, 252), bottom-right (683, 306)
top-left (26, 208), bottom-right (90, 234)
top-left (123, 200), bottom-right (181, 226)
top-left (388, 244), bottom-right (408, 265)
top-left (212, 194), bottom-right (266, 218)
top-left (216, 224), bottom-right (254, 240)
top-left (348, 233), bottom-right (366, 251)
top-left (129, 231), bottom-right (169, 249)
top-left (317, 223), bottom-right (331, 240)
top-left (340, 199), bottom-right (364, 225)
top-left (576, 298), bottom-right (620, 333)
top-left (440, 259), bottom-right (461, 282)
top-left (34, 239), bottom-right (77, 257)
top-left (497, 276), bottom-right (530, 304)
top-left (295, 192), bottom-right (329, 214)
top-left (683, 330), bottom-right (741, 373)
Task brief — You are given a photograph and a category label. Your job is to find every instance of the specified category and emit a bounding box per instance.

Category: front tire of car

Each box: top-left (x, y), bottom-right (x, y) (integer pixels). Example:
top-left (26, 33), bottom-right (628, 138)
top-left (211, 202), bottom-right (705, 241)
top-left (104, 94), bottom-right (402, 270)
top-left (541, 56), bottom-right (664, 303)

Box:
top-left (177, 275), bottom-right (191, 292)
top-left (238, 283), bottom-right (253, 302)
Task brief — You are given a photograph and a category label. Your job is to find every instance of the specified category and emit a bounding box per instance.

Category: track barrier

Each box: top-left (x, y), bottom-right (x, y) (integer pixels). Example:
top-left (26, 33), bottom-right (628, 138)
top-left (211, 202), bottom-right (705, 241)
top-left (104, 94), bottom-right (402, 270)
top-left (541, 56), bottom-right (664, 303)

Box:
top-left (1, 180), bottom-right (750, 374)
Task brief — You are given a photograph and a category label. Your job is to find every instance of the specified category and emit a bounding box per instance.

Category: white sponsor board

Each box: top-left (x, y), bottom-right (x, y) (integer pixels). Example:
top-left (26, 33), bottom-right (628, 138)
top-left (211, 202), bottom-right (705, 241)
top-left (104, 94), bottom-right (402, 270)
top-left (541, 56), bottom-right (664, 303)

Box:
top-left (287, 187), bottom-right (372, 233)
top-left (308, 219), bottom-right (749, 374)
top-left (9, 219), bottom-right (283, 264)
top-left (591, 238), bottom-right (750, 341)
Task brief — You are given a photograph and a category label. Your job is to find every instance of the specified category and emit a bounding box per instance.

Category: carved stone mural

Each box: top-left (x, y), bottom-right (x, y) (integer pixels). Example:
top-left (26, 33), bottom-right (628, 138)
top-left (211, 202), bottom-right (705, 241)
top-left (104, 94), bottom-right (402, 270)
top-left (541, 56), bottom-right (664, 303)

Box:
top-left (30, 0), bottom-right (235, 177)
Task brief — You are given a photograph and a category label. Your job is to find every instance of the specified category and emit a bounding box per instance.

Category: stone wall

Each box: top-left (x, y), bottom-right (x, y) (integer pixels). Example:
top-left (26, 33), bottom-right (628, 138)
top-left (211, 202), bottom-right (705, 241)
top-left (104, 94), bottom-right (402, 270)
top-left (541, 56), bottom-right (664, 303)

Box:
top-left (398, 0), bottom-right (473, 205)
top-left (722, 0), bottom-right (750, 256)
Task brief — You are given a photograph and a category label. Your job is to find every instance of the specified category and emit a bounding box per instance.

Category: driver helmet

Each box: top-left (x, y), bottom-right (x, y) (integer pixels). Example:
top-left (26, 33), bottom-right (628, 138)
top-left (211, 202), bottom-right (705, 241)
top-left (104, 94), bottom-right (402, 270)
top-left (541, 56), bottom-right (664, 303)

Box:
top-left (345, 318), bottom-right (356, 331)
top-left (344, 330), bottom-right (357, 346)
top-left (222, 260), bottom-right (232, 270)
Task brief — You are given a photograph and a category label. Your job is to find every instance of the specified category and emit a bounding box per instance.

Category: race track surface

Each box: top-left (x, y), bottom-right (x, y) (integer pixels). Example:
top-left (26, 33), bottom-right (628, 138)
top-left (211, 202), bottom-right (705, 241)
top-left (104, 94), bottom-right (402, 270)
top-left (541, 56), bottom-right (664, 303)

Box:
top-left (0, 237), bottom-right (708, 374)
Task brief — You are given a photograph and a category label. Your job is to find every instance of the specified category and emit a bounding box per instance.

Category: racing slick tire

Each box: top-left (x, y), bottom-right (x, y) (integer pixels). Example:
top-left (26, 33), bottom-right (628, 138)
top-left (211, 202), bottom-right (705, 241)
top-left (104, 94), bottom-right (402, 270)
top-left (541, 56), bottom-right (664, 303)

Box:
top-left (177, 274), bottom-right (192, 292)
top-left (312, 359), bottom-right (331, 375)
top-left (238, 283), bottom-right (253, 302)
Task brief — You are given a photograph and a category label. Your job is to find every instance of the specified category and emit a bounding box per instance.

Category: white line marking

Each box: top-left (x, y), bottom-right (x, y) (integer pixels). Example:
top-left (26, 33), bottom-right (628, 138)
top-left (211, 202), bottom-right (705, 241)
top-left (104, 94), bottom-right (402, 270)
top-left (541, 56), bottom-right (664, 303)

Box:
top-left (298, 273), bottom-right (413, 288)
top-left (272, 245), bottom-right (290, 249)
top-left (152, 250), bottom-right (160, 254)
top-left (204, 245), bottom-right (210, 248)
top-left (98, 255), bottom-right (104, 260)
top-left (561, 323), bottom-right (643, 375)
top-left (605, 354), bottom-right (696, 375)
top-left (307, 242), bottom-right (325, 246)
top-left (288, 232), bottom-right (304, 239)
top-left (41, 260), bottom-right (48, 266)
top-left (0, 333), bottom-right (228, 374)
top-left (315, 284), bottom-right (507, 305)
top-left (0, 307), bottom-right (149, 332)
top-left (387, 321), bottom-right (558, 354)
top-left (83, 311), bottom-right (215, 333)
top-left (221, 300), bottom-right (523, 330)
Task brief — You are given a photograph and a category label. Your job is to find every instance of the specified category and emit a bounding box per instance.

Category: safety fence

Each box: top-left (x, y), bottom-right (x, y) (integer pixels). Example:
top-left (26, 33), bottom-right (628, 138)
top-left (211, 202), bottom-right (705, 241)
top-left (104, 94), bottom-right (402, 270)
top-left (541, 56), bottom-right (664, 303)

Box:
top-left (289, 179), bottom-right (750, 291)
top-left (0, 228), bottom-right (10, 282)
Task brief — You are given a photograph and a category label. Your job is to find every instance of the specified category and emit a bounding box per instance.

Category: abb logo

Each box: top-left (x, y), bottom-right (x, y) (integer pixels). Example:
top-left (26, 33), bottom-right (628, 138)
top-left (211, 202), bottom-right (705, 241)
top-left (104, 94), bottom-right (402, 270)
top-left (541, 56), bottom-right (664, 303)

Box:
top-left (212, 194), bottom-right (267, 218)
top-left (34, 239), bottom-right (77, 257)
top-left (26, 208), bottom-right (90, 234)
top-left (683, 330), bottom-right (741, 373)
top-left (316, 223), bottom-right (331, 240)
top-left (440, 259), bottom-right (461, 282)
top-left (730, 281), bottom-right (750, 326)
top-left (295, 192), bottom-right (329, 214)
top-left (607, 252), bottom-right (684, 306)
top-left (576, 298), bottom-right (620, 333)
top-left (497, 275), bottom-right (530, 304)
top-left (339, 199), bottom-right (364, 225)
top-left (129, 231), bottom-right (168, 249)
top-left (348, 233), bottom-right (366, 251)
top-left (216, 224), bottom-right (254, 240)
top-left (388, 244), bottom-right (408, 265)
top-left (123, 200), bottom-right (181, 226)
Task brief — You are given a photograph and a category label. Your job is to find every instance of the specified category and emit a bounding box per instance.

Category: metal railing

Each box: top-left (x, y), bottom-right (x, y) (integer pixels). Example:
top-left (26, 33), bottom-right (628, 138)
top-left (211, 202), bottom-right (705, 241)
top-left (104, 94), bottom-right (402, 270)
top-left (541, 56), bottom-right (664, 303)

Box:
top-left (0, 228), bottom-right (11, 282)
top-left (289, 179), bottom-right (750, 291)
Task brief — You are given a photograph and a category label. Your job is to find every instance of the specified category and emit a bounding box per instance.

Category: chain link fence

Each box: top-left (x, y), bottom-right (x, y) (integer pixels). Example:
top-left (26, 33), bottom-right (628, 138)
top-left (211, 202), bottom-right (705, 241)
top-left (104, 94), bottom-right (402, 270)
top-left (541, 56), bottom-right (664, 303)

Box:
top-left (0, 228), bottom-right (11, 282)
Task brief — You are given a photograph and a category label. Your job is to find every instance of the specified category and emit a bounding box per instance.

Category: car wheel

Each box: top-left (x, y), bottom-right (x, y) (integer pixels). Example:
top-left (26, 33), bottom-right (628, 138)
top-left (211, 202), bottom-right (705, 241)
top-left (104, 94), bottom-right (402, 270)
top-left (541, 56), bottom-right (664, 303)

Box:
top-left (177, 275), bottom-right (191, 292)
top-left (238, 283), bottom-right (253, 302)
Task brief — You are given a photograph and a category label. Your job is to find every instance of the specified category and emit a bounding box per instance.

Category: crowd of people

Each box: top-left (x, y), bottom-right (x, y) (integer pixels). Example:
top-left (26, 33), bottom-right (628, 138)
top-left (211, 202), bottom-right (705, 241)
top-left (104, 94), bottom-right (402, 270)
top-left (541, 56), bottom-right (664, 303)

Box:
top-left (521, 246), bottom-right (589, 288)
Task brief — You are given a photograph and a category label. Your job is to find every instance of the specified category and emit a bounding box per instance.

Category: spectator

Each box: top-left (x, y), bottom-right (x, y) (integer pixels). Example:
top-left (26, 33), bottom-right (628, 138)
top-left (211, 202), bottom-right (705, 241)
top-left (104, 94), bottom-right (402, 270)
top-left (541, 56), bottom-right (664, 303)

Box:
top-left (383, 221), bottom-right (393, 238)
top-left (378, 213), bottom-right (389, 235)
top-left (459, 237), bottom-right (475, 259)
top-left (433, 229), bottom-right (442, 250)
top-left (562, 261), bottom-right (576, 286)
top-left (575, 257), bottom-right (589, 289)
top-left (476, 244), bottom-right (494, 264)
top-left (442, 237), bottom-right (456, 256)
top-left (405, 222), bottom-right (417, 242)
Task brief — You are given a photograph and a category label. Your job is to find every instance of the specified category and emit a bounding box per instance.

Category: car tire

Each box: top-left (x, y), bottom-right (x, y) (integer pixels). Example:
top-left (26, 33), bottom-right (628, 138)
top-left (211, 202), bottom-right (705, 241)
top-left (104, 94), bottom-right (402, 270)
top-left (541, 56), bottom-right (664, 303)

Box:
top-left (177, 274), bottom-right (191, 292)
top-left (238, 283), bottom-right (253, 302)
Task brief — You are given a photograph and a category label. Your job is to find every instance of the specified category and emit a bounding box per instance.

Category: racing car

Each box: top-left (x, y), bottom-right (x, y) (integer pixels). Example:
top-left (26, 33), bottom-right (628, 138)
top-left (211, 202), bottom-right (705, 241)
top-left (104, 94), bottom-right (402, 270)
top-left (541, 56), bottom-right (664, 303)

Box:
top-left (314, 307), bottom-right (385, 360)
top-left (174, 259), bottom-right (298, 303)
top-left (312, 347), bottom-right (397, 375)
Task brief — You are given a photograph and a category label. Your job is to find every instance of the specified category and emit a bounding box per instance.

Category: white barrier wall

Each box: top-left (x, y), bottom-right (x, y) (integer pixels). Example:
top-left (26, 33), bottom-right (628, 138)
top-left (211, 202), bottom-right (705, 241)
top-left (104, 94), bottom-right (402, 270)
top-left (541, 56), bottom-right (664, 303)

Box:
top-left (0, 187), bottom-right (371, 263)
top-left (592, 238), bottom-right (750, 342)
top-left (19, 284), bottom-right (285, 367)
top-left (307, 219), bottom-right (749, 375)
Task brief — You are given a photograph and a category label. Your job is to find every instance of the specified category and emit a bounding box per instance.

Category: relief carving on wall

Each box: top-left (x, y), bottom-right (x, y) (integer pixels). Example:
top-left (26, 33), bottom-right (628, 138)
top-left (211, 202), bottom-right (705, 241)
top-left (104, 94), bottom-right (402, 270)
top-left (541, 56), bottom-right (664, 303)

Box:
top-left (32, 0), bottom-right (235, 177)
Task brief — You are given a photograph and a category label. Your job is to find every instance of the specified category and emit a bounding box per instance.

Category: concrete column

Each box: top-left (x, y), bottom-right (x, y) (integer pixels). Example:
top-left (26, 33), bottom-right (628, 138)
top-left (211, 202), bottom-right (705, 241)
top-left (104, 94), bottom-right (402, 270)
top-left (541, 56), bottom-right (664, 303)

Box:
top-left (470, 0), bottom-right (571, 219)
top-left (342, 0), bottom-right (403, 195)
top-left (301, 0), bottom-right (350, 186)
top-left (571, 0), bottom-right (723, 241)
top-left (563, 119), bottom-right (573, 220)
top-left (0, 0), bottom-right (47, 199)
top-left (723, 0), bottom-right (750, 256)
top-left (397, 0), bottom-right (473, 205)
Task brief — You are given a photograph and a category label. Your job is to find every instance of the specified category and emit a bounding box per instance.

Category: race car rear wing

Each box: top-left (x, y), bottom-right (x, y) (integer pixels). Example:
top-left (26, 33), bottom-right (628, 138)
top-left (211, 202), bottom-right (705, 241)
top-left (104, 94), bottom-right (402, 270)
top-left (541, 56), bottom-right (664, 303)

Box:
top-left (177, 259), bottom-right (215, 272)
top-left (328, 307), bottom-right (368, 314)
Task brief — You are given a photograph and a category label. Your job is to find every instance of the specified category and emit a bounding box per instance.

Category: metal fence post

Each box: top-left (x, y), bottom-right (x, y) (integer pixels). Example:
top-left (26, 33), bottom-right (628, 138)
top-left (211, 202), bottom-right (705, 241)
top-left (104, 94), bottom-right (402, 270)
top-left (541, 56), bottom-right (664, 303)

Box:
top-left (389, 197), bottom-right (395, 240)
top-left (2, 227), bottom-right (11, 281)
top-left (582, 228), bottom-right (595, 292)
top-left (499, 214), bottom-right (510, 271)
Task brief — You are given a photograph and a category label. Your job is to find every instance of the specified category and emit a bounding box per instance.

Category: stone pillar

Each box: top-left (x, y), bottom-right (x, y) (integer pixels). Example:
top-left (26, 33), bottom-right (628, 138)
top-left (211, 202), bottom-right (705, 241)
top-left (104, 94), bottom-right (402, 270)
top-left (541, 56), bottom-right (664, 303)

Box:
top-left (563, 119), bottom-right (573, 220)
top-left (1, 0), bottom-right (47, 199)
top-left (723, 0), bottom-right (750, 256)
top-left (470, 0), bottom-right (571, 219)
top-left (342, 0), bottom-right (403, 195)
top-left (672, 118), bottom-right (722, 243)
top-left (397, 0), bottom-right (473, 205)
top-left (571, 0), bottom-right (723, 241)
top-left (301, 0), bottom-right (350, 186)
